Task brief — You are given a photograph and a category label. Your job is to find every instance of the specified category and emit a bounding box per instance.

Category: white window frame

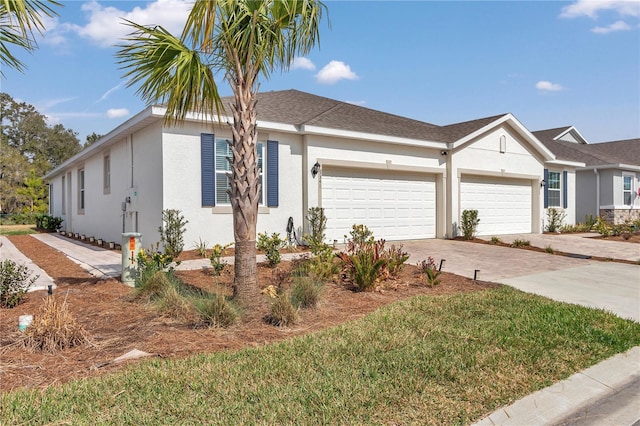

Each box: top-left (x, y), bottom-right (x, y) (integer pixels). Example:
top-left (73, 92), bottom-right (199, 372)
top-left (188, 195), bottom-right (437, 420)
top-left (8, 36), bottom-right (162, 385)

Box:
top-left (622, 174), bottom-right (634, 206)
top-left (78, 168), bottom-right (85, 214)
top-left (214, 139), bottom-right (264, 206)
top-left (547, 171), bottom-right (561, 208)
top-left (103, 152), bottom-right (111, 194)
top-left (61, 175), bottom-right (66, 215)
top-left (49, 183), bottom-right (53, 215)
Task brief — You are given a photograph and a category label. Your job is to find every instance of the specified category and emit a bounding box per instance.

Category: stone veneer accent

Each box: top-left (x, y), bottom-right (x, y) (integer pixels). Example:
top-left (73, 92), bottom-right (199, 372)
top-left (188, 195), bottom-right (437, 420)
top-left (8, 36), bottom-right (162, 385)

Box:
top-left (599, 208), bottom-right (640, 225)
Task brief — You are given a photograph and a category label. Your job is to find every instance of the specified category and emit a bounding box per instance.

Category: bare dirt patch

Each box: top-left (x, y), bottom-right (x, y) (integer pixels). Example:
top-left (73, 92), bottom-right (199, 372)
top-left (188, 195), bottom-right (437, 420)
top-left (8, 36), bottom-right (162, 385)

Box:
top-left (1, 234), bottom-right (496, 393)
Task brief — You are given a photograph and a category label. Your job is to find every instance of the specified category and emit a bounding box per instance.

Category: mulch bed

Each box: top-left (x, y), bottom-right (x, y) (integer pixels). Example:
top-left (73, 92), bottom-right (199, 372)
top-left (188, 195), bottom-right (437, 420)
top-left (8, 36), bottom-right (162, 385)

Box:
top-left (1, 235), bottom-right (497, 393)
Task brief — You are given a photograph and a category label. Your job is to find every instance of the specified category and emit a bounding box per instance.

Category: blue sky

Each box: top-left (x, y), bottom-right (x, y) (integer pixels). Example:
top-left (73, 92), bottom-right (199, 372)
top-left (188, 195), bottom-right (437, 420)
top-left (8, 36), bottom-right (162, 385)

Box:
top-left (2, 0), bottom-right (639, 144)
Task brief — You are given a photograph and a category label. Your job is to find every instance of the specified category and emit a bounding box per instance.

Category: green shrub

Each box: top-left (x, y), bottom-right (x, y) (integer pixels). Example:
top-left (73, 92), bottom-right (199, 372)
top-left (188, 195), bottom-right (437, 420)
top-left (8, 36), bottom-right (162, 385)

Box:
top-left (266, 292), bottom-right (297, 326)
top-left (305, 207), bottom-right (328, 254)
top-left (35, 214), bottom-right (63, 232)
top-left (159, 209), bottom-right (188, 258)
top-left (584, 214), bottom-right (597, 230)
top-left (337, 226), bottom-right (407, 290)
top-left (489, 236), bottom-right (502, 245)
top-left (545, 245), bottom-right (555, 254)
top-left (511, 239), bottom-right (530, 247)
top-left (594, 217), bottom-right (612, 237)
top-left (418, 257), bottom-right (441, 287)
top-left (0, 213), bottom-right (37, 225)
top-left (135, 245), bottom-right (175, 287)
top-left (192, 238), bottom-right (209, 258)
top-left (545, 208), bottom-right (566, 233)
top-left (257, 232), bottom-right (285, 267)
top-left (350, 248), bottom-right (387, 291)
top-left (347, 224), bottom-right (375, 251)
top-left (193, 294), bottom-right (237, 327)
top-left (290, 276), bottom-right (323, 309)
top-left (134, 269), bottom-right (175, 301)
top-left (0, 259), bottom-right (38, 308)
top-left (385, 244), bottom-right (410, 277)
top-left (460, 209), bottom-right (480, 240)
top-left (209, 243), bottom-right (231, 276)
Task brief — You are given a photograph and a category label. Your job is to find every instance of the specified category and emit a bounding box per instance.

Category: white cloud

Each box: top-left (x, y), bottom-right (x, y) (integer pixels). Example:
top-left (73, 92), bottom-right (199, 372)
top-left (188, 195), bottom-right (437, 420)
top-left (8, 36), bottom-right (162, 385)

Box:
top-left (97, 83), bottom-right (125, 102)
top-left (315, 60), bottom-right (358, 84)
top-left (70, 0), bottom-right (192, 48)
top-left (106, 108), bottom-right (129, 118)
top-left (291, 57), bottom-right (316, 71)
top-left (560, 0), bottom-right (640, 19)
top-left (591, 19), bottom-right (632, 33)
top-left (38, 97), bottom-right (76, 109)
top-left (536, 81), bottom-right (565, 92)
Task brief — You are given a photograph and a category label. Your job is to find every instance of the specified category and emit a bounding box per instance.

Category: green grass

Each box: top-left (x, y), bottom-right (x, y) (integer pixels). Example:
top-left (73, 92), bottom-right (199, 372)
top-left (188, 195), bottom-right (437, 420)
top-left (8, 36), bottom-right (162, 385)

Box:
top-left (2, 287), bottom-right (639, 425)
top-left (0, 225), bottom-right (36, 236)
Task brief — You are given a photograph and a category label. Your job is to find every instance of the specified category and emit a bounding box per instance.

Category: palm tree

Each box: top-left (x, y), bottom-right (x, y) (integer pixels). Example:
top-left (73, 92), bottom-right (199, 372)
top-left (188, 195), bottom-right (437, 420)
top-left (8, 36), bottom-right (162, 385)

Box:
top-left (0, 0), bottom-right (60, 75)
top-left (116, 0), bottom-right (326, 307)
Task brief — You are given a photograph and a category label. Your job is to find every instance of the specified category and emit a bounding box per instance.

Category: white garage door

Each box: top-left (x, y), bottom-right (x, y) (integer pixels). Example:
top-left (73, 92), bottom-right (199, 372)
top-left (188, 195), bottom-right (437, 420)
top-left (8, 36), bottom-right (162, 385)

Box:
top-left (460, 176), bottom-right (532, 236)
top-left (321, 168), bottom-right (436, 242)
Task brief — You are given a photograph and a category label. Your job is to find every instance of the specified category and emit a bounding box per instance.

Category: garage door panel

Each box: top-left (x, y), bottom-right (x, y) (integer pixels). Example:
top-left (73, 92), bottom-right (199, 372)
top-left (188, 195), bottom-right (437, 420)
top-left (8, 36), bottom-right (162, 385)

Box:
top-left (460, 176), bottom-right (532, 236)
top-left (322, 169), bottom-right (436, 242)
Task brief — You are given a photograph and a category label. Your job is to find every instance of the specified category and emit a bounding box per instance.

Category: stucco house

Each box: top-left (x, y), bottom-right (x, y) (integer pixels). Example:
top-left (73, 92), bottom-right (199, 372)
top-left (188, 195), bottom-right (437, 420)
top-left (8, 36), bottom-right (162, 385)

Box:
top-left (45, 90), bottom-right (581, 248)
top-left (533, 126), bottom-right (640, 225)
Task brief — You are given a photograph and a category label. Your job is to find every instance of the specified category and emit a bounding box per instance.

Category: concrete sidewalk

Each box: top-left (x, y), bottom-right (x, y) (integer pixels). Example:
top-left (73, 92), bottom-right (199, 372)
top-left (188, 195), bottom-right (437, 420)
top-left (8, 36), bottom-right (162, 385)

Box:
top-left (473, 346), bottom-right (640, 426)
top-left (0, 236), bottom-right (55, 292)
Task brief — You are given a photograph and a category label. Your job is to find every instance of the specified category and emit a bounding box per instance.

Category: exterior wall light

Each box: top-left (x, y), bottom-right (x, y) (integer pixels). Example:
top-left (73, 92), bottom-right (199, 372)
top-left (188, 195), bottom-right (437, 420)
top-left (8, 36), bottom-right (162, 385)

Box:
top-left (311, 162), bottom-right (321, 178)
top-left (540, 179), bottom-right (546, 187)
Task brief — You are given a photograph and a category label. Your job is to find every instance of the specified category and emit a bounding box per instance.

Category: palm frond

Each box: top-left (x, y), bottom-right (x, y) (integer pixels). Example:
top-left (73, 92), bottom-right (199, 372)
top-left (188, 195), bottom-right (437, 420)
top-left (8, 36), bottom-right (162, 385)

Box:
top-left (0, 0), bottom-right (60, 74)
top-left (115, 20), bottom-right (225, 126)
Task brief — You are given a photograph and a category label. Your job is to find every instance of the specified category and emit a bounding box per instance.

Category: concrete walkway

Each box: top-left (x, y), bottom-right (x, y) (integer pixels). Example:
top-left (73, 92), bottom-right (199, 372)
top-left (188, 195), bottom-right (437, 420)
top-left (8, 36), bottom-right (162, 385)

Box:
top-left (32, 233), bottom-right (121, 279)
top-left (0, 236), bottom-right (55, 292)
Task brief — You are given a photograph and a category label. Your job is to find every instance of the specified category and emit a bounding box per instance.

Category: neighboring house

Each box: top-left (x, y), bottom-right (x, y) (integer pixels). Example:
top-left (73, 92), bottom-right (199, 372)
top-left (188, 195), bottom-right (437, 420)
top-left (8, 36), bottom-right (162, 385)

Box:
top-left (534, 126), bottom-right (640, 225)
top-left (45, 90), bottom-right (579, 248)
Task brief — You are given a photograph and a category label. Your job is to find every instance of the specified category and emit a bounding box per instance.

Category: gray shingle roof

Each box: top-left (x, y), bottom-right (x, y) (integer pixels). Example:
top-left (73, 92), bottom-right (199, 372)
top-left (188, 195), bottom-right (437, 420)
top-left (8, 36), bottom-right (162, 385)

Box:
top-left (221, 89), bottom-right (442, 141)
top-left (220, 89), bottom-right (507, 143)
top-left (534, 128), bottom-right (640, 167)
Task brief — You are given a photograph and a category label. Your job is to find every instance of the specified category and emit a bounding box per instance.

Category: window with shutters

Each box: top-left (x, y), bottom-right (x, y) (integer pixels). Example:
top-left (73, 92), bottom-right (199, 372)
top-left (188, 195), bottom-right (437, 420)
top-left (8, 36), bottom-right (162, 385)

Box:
top-left (547, 171), bottom-right (561, 207)
top-left (202, 134), bottom-right (278, 208)
top-left (215, 139), bottom-right (264, 205)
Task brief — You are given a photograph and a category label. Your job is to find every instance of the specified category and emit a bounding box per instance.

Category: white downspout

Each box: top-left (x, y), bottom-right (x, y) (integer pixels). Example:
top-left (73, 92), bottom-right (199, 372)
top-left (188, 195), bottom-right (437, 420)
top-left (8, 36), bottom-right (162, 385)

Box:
top-left (594, 168), bottom-right (600, 217)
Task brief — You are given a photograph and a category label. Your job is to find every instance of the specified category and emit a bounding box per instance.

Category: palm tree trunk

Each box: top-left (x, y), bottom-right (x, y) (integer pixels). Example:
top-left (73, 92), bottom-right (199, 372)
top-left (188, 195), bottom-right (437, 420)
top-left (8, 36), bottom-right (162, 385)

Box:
top-left (228, 74), bottom-right (260, 307)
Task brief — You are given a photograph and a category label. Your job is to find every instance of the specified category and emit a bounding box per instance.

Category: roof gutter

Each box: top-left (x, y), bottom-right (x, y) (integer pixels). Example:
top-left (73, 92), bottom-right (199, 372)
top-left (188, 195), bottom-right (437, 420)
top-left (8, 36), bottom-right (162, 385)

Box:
top-left (545, 159), bottom-right (586, 168)
top-left (44, 106), bottom-right (162, 180)
top-left (581, 164), bottom-right (640, 172)
top-left (300, 124), bottom-right (448, 149)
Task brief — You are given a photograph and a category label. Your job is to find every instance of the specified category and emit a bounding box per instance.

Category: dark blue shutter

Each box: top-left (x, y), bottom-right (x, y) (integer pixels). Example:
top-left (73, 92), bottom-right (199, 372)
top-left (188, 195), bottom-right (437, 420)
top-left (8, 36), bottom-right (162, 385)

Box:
top-left (266, 140), bottom-right (279, 207)
top-left (201, 133), bottom-right (215, 207)
top-left (543, 168), bottom-right (549, 209)
top-left (562, 170), bottom-right (568, 209)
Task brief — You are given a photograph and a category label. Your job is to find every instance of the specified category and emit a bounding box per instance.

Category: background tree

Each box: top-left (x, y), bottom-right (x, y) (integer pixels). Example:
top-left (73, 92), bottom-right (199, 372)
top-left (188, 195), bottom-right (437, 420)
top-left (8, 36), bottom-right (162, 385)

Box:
top-left (0, 0), bottom-right (60, 75)
top-left (84, 132), bottom-right (103, 147)
top-left (0, 93), bottom-right (81, 213)
top-left (16, 169), bottom-right (47, 213)
top-left (117, 0), bottom-right (326, 307)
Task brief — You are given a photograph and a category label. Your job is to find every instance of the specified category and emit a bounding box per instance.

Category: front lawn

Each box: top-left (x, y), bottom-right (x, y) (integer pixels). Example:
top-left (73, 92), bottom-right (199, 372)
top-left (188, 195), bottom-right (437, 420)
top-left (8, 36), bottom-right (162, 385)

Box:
top-left (2, 286), bottom-right (638, 425)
